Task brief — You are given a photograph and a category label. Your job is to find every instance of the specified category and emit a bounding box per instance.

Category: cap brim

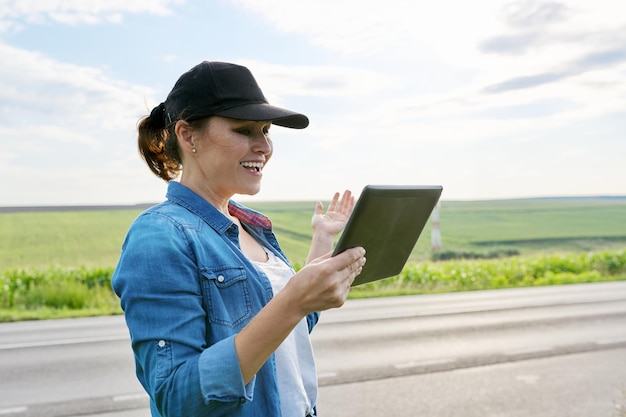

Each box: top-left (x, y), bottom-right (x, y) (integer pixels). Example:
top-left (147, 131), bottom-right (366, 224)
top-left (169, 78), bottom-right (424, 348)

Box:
top-left (216, 103), bottom-right (309, 129)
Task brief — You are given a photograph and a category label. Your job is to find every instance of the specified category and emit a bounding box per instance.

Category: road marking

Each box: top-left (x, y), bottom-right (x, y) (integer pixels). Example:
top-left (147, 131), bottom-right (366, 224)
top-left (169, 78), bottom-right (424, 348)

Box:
top-left (505, 346), bottom-right (553, 356)
top-left (113, 393), bottom-right (149, 402)
top-left (595, 337), bottom-right (626, 345)
top-left (0, 406), bottom-right (27, 415)
top-left (0, 335), bottom-right (128, 350)
top-left (516, 374), bottom-right (541, 384)
top-left (394, 358), bottom-right (456, 369)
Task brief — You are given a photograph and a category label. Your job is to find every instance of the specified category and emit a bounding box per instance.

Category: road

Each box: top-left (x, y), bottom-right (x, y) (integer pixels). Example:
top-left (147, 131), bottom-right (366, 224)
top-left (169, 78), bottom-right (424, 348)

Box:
top-left (1, 281), bottom-right (625, 417)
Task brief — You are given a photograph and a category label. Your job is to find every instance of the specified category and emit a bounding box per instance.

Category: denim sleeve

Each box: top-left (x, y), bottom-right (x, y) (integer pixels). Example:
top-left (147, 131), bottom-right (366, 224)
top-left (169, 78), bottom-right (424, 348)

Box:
top-left (306, 311), bottom-right (320, 333)
top-left (112, 213), bottom-right (254, 416)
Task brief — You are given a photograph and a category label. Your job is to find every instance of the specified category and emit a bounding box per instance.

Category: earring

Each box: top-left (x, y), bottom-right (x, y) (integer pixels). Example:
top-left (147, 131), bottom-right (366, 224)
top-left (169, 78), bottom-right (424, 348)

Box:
top-left (192, 148), bottom-right (197, 153)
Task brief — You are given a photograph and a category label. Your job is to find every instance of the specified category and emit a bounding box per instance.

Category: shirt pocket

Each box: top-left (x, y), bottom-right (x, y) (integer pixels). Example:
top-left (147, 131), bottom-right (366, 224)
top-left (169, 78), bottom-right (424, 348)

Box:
top-left (200, 266), bottom-right (252, 327)
top-left (155, 339), bottom-right (172, 380)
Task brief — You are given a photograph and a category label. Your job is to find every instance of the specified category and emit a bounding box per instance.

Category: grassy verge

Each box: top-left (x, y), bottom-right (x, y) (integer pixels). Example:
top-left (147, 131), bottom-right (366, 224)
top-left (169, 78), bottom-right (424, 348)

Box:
top-left (1, 249), bottom-right (624, 322)
top-left (349, 249), bottom-right (626, 298)
top-left (0, 266), bottom-right (121, 322)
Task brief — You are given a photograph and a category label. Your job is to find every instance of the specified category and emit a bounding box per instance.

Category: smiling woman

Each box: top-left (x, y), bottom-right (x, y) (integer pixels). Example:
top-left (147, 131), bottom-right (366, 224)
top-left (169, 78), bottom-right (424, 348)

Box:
top-left (111, 61), bottom-right (365, 417)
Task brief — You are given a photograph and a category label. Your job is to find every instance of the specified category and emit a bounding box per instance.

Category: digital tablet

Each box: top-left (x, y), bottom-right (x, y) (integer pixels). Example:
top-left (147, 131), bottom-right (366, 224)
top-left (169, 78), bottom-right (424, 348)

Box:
top-left (332, 185), bottom-right (443, 286)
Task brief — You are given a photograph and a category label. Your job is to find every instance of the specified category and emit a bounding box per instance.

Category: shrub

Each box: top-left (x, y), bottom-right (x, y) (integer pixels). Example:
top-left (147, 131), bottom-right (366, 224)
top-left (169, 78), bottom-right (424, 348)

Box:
top-left (351, 249), bottom-right (626, 298)
top-left (431, 249), bottom-right (520, 261)
top-left (2, 250), bottom-right (625, 318)
top-left (1, 266), bottom-right (117, 312)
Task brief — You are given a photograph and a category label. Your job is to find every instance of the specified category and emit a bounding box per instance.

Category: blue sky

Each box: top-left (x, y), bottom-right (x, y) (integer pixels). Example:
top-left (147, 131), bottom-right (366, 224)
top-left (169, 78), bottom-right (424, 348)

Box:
top-left (1, 0), bottom-right (625, 206)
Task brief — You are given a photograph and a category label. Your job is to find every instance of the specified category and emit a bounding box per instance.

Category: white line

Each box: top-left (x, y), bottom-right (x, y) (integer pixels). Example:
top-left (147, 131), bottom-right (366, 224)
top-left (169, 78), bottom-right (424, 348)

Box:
top-left (0, 406), bottom-right (27, 415)
top-left (505, 346), bottom-right (553, 356)
top-left (394, 358), bottom-right (456, 369)
top-left (317, 372), bottom-right (338, 379)
top-left (596, 337), bottom-right (626, 345)
top-left (113, 393), bottom-right (149, 402)
top-left (0, 335), bottom-right (128, 350)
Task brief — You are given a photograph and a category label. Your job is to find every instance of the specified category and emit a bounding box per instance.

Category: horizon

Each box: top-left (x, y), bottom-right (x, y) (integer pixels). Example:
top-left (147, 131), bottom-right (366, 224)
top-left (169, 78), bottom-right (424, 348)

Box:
top-left (2, 193), bottom-right (626, 213)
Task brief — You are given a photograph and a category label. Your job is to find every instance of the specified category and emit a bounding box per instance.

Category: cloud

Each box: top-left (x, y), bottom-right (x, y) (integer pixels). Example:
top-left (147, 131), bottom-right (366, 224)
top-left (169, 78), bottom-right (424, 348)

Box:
top-left (479, 32), bottom-right (545, 54)
top-left (236, 60), bottom-right (395, 106)
top-left (474, 98), bottom-right (578, 119)
top-left (0, 0), bottom-right (183, 30)
top-left (204, 1), bottom-right (626, 156)
top-left (231, 0), bottom-right (503, 64)
top-left (0, 125), bottom-right (98, 147)
top-left (0, 39), bottom-right (161, 204)
top-left (0, 0), bottom-right (624, 205)
top-left (483, 46), bottom-right (626, 93)
top-left (573, 48), bottom-right (626, 69)
top-left (0, 42), bottom-right (154, 130)
top-left (480, 23), bottom-right (626, 57)
top-left (499, 0), bottom-right (570, 28)
top-left (483, 71), bottom-right (569, 93)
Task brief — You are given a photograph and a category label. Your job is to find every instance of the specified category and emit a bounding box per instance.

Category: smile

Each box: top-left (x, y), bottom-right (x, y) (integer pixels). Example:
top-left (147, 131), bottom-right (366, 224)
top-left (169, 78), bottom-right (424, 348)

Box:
top-left (240, 161), bottom-right (264, 172)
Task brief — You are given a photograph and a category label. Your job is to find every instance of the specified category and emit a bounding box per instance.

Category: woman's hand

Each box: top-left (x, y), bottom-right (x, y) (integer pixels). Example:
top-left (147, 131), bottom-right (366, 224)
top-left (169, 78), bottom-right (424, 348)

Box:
top-left (311, 190), bottom-right (354, 236)
top-left (306, 190), bottom-right (355, 263)
top-left (235, 246), bottom-right (365, 383)
top-left (287, 246), bottom-right (366, 314)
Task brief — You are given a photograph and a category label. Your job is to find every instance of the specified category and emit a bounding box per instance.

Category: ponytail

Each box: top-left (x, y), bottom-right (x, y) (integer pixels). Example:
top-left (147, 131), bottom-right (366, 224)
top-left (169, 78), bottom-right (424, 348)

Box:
top-left (137, 104), bottom-right (211, 181)
top-left (137, 103), bottom-right (182, 181)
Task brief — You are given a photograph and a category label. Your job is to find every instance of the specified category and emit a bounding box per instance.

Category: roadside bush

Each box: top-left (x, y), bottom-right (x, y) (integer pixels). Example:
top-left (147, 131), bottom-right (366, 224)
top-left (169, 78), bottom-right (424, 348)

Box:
top-left (431, 249), bottom-right (520, 261)
top-left (2, 250), bottom-right (625, 318)
top-left (1, 266), bottom-right (117, 312)
top-left (24, 280), bottom-right (94, 309)
top-left (350, 249), bottom-right (626, 298)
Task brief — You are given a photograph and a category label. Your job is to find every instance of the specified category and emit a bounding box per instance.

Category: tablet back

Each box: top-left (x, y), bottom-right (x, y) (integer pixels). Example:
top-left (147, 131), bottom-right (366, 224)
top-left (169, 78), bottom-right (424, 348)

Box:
top-left (333, 185), bottom-right (443, 286)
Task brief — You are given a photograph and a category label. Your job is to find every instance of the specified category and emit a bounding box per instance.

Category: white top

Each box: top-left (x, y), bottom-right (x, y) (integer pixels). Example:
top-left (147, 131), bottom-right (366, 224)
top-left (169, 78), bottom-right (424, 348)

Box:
top-left (253, 248), bottom-right (317, 417)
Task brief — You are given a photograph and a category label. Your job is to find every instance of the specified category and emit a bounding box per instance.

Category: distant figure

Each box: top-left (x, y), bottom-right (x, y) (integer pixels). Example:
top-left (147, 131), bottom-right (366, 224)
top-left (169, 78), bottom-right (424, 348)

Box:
top-left (112, 61), bottom-right (366, 417)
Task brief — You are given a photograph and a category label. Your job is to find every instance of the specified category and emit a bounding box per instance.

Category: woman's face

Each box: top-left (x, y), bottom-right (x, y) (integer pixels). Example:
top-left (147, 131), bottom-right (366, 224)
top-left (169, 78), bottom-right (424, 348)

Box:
top-left (181, 116), bottom-right (273, 203)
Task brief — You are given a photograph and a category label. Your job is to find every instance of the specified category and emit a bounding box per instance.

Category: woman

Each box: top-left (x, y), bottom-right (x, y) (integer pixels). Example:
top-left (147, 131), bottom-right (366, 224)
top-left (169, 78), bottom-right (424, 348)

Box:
top-left (112, 61), bottom-right (366, 417)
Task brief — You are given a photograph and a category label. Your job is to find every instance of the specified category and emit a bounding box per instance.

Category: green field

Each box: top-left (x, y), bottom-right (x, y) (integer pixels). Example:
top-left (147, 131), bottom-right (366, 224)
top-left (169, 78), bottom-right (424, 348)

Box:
top-left (427, 198), bottom-right (626, 258)
top-left (2, 198), bottom-right (624, 269)
top-left (1, 197), bottom-right (625, 321)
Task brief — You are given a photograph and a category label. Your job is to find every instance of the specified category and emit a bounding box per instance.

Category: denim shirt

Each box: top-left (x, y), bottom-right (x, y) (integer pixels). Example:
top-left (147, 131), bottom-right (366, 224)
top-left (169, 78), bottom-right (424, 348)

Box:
top-left (112, 181), bottom-right (320, 417)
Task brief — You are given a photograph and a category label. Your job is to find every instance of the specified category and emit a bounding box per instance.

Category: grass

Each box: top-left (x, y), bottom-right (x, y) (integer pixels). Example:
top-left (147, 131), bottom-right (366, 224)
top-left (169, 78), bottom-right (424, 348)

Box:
top-left (349, 249), bottom-right (626, 298)
top-left (434, 198), bottom-right (626, 257)
top-left (2, 249), bottom-right (624, 321)
top-left (0, 266), bottom-right (121, 321)
top-left (0, 210), bottom-right (141, 269)
top-left (2, 198), bottom-right (626, 269)
top-left (1, 197), bottom-right (625, 321)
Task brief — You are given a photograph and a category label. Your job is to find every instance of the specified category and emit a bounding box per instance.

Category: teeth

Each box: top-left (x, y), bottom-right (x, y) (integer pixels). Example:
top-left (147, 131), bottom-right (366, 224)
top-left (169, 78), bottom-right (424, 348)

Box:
top-left (240, 162), bottom-right (264, 168)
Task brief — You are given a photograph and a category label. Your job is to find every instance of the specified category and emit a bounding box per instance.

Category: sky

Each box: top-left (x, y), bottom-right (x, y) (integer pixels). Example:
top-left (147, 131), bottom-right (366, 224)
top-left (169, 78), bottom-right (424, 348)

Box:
top-left (1, 0), bottom-right (625, 206)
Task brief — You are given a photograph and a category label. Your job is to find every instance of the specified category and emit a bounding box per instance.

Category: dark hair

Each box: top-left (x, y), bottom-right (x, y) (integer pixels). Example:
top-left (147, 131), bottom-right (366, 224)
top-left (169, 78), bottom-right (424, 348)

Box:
top-left (137, 112), bottom-right (207, 182)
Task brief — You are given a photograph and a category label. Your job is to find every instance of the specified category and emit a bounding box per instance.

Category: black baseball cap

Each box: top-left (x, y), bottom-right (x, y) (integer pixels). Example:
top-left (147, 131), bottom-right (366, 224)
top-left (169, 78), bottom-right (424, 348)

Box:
top-left (160, 61), bottom-right (309, 129)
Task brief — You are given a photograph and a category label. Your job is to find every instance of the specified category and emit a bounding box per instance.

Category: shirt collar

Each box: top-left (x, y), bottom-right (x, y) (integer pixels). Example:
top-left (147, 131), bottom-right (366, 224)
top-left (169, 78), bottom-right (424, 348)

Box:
top-left (166, 181), bottom-right (272, 231)
top-left (228, 200), bottom-right (272, 229)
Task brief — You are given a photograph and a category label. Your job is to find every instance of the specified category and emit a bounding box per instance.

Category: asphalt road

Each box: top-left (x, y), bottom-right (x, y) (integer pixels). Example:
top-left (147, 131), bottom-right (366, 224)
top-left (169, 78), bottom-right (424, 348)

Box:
top-left (1, 281), bottom-right (625, 417)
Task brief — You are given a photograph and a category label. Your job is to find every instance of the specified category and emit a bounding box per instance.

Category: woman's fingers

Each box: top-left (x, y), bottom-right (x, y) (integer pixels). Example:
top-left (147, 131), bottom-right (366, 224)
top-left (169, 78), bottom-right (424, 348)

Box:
top-left (338, 190), bottom-right (353, 215)
top-left (348, 252), bottom-right (366, 284)
top-left (313, 201), bottom-right (324, 216)
top-left (335, 247), bottom-right (366, 285)
top-left (289, 246), bottom-right (365, 313)
top-left (324, 190), bottom-right (353, 216)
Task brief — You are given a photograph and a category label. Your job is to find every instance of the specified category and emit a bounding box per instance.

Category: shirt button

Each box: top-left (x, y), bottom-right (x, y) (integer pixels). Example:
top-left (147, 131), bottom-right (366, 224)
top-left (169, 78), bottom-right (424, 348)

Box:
top-left (217, 275), bottom-right (225, 283)
top-left (158, 340), bottom-right (166, 347)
